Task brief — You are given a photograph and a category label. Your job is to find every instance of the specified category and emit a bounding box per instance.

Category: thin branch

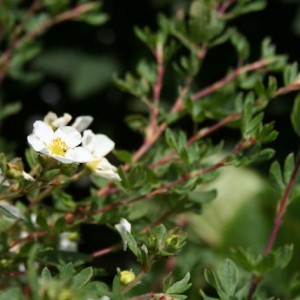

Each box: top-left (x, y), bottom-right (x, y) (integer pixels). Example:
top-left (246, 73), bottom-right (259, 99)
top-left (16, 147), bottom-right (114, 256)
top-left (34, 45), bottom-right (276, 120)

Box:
top-left (87, 139), bottom-right (255, 220)
top-left (247, 153), bottom-right (300, 300)
top-left (131, 57), bottom-right (276, 163)
top-left (91, 242), bottom-right (123, 258)
top-left (191, 57), bottom-right (276, 103)
top-left (142, 207), bottom-right (178, 233)
top-left (0, 3), bottom-right (97, 83)
top-left (146, 42), bottom-right (165, 145)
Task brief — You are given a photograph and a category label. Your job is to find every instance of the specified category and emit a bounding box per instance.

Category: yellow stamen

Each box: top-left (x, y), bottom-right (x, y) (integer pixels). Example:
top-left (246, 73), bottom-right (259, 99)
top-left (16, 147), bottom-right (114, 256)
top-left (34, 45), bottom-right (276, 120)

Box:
top-left (49, 138), bottom-right (69, 156)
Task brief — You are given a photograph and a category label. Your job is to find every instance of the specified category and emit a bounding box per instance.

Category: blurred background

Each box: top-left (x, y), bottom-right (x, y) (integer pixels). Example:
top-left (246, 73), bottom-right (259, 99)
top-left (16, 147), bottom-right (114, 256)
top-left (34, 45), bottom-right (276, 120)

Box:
top-left (2, 0), bottom-right (300, 297)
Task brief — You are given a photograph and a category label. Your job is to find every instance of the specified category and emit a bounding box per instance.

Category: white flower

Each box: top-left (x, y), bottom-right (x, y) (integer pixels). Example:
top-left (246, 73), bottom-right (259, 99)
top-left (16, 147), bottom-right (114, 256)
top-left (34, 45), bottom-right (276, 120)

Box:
top-left (83, 130), bottom-right (120, 180)
top-left (43, 112), bottom-right (93, 132)
top-left (58, 232), bottom-right (78, 252)
top-left (27, 121), bottom-right (93, 164)
top-left (115, 218), bottom-right (131, 251)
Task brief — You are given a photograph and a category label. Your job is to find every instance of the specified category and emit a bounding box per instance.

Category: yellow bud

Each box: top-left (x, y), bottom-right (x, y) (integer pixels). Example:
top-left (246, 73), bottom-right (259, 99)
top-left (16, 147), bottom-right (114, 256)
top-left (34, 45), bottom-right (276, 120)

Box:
top-left (119, 270), bottom-right (135, 285)
top-left (68, 232), bottom-right (79, 241)
top-left (0, 258), bottom-right (10, 267)
top-left (166, 234), bottom-right (179, 247)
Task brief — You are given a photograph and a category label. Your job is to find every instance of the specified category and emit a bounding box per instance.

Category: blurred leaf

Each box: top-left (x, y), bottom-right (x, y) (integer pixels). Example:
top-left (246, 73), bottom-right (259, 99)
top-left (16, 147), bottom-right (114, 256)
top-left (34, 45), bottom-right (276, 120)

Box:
top-left (218, 259), bottom-right (238, 296)
top-left (32, 49), bottom-right (119, 99)
top-left (283, 153), bottom-right (295, 185)
top-left (0, 102), bottom-right (22, 121)
top-left (0, 287), bottom-right (23, 300)
top-left (78, 13), bottom-right (108, 25)
top-left (166, 272), bottom-right (191, 295)
top-left (25, 13), bottom-right (50, 33)
top-left (291, 94), bottom-right (300, 138)
top-left (71, 267), bottom-right (93, 289)
top-left (0, 202), bottom-right (24, 220)
top-left (41, 267), bottom-right (52, 281)
top-left (269, 160), bottom-right (285, 191)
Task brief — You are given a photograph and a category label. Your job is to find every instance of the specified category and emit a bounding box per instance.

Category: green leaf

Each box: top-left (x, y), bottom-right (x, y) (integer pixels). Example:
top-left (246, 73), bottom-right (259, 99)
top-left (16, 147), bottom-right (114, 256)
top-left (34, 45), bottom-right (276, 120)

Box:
top-left (0, 203), bottom-right (24, 220)
top-left (163, 272), bottom-right (174, 292)
top-left (36, 214), bottom-right (49, 229)
top-left (59, 262), bottom-right (76, 280)
top-left (274, 244), bottom-right (294, 269)
top-left (41, 267), bottom-right (52, 281)
top-left (283, 153), bottom-right (295, 185)
top-left (218, 259), bottom-right (238, 296)
top-left (291, 94), bottom-right (300, 137)
top-left (25, 13), bottom-right (50, 33)
top-left (37, 250), bottom-right (91, 267)
top-left (78, 12), bottom-right (109, 25)
top-left (125, 231), bottom-right (139, 257)
top-left (27, 245), bottom-right (39, 300)
top-left (284, 62), bottom-right (298, 86)
top-left (166, 272), bottom-right (191, 294)
top-left (114, 150), bottom-right (132, 164)
top-left (25, 148), bottom-right (39, 169)
top-left (0, 287), bottom-right (23, 300)
top-left (203, 268), bottom-right (219, 290)
top-left (0, 102), bottom-right (22, 121)
top-left (187, 189), bottom-right (217, 205)
top-left (71, 267), bottom-right (93, 289)
top-left (269, 161), bottom-right (285, 191)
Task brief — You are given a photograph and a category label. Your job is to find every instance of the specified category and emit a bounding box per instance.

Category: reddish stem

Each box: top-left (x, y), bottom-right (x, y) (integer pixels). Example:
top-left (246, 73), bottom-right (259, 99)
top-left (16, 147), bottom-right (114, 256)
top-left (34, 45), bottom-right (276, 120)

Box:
top-left (91, 242), bottom-right (123, 258)
top-left (247, 154), bottom-right (300, 299)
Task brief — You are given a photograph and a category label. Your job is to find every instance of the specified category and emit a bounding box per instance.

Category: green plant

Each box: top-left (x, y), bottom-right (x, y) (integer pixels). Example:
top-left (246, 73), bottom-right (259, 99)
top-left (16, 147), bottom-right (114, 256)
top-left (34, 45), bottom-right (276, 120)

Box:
top-left (1, 0), bottom-right (300, 299)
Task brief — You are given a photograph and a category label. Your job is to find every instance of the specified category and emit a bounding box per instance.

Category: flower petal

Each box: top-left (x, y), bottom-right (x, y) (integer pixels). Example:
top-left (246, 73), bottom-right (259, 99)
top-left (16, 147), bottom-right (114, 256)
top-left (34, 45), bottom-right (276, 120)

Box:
top-left (65, 147), bottom-right (93, 163)
top-left (51, 154), bottom-right (74, 164)
top-left (72, 116), bottom-right (93, 132)
top-left (55, 126), bottom-right (82, 148)
top-left (33, 121), bottom-right (54, 144)
top-left (95, 169), bottom-right (121, 181)
top-left (27, 134), bottom-right (46, 152)
top-left (82, 130), bottom-right (115, 158)
top-left (52, 113), bottom-right (72, 127)
top-left (93, 158), bottom-right (120, 180)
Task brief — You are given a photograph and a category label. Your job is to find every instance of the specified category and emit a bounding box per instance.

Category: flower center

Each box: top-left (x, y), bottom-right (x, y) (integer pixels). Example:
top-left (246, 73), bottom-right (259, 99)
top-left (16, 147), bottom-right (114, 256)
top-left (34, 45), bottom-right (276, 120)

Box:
top-left (49, 138), bottom-right (69, 156)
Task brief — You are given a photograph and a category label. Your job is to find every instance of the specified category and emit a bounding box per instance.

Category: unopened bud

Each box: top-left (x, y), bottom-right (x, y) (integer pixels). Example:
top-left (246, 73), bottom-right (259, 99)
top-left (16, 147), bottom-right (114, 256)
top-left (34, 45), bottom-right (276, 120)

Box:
top-left (119, 270), bottom-right (135, 285)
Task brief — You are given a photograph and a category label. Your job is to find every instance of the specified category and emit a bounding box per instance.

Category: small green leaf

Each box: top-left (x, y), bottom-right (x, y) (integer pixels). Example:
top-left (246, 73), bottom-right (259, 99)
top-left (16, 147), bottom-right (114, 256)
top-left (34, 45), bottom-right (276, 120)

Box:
top-left (269, 161), bottom-right (285, 191)
top-left (274, 244), bottom-right (294, 269)
top-left (59, 262), bottom-right (75, 280)
top-left (41, 267), bottom-right (52, 281)
top-left (284, 62), bottom-right (298, 86)
top-left (283, 153), bottom-right (295, 185)
top-left (203, 268), bottom-right (219, 290)
top-left (291, 94), bottom-right (300, 137)
top-left (0, 102), bottom-right (22, 121)
top-left (163, 272), bottom-right (173, 292)
top-left (125, 231), bottom-right (139, 257)
top-left (36, 214), bottom-right (48, 229)
top-left (218, 259), bottom-right (238, 296)
top-left (166, 272), bottom-right (191, 294)
top-left (71, 267), bottom-right (93, 289)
